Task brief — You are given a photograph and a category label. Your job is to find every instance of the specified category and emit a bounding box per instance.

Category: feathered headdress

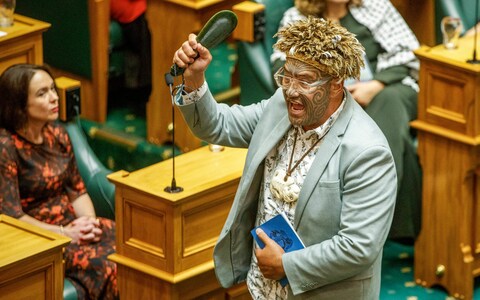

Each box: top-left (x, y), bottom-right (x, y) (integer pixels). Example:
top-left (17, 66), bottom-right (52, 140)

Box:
top-left (274, 16), bottom-right (365, 80)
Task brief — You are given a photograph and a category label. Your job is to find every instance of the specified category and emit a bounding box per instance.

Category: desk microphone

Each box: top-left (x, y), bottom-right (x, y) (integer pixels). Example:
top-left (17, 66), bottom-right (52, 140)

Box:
top-left (164, 72), bottom-right (183, 193)
top-left (467, 0), bottom-right (480, 64)
top-left (170, 10), bottom-right (238, 76)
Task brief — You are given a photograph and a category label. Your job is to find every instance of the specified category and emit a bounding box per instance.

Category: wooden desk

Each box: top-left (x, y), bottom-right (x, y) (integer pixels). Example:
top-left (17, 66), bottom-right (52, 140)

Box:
top-left (0, 14), bottom-right (50, 74)
top-left (146, 0), bottom-right (244, 152)
top-left (108, 146), bottom-right (250, 299)
top-left (412, 37), bottom-right (480, 299)
top-left (0, 214), bottom-right (71, 300)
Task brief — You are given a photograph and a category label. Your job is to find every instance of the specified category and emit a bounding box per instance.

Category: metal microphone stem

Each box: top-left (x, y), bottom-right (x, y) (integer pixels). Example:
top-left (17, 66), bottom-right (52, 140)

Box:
top-left (164, 73), bottom-right (183, 193)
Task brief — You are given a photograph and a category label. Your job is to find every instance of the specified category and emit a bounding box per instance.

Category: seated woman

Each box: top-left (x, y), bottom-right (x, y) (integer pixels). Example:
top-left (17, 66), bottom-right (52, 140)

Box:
top-left (0, 64), bottom-right (118, 300)
top-left (271, 0), bottom-right (422, 241)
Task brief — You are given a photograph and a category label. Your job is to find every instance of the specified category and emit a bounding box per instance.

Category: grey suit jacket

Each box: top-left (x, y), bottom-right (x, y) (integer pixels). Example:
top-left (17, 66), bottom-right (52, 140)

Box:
top-left (178, 87), bottom-right (397, 299)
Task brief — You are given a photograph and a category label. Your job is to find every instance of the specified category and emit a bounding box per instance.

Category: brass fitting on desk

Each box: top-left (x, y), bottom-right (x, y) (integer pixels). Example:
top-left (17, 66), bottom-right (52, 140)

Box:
top-left (435, 264), bottom-right (446, 277)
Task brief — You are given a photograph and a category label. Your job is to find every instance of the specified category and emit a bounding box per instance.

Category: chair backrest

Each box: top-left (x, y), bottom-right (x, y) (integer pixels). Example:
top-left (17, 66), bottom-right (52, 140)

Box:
top-left (64, 122), bottom-right (116, 220)
top-left (15, 1), bottom-right (93, 79)
top-left (237, 0), bottom-right (293, 106)
top-left (257, 0), bottom-right (294, 58)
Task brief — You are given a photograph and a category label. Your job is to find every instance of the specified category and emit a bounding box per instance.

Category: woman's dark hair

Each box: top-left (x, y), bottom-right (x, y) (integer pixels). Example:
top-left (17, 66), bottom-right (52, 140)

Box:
top-left (0, 64), bottom-right (56, 132)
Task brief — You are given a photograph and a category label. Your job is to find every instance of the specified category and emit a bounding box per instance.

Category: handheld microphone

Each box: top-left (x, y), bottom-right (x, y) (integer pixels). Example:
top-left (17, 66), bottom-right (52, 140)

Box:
top-left (170, 10), bottom-right (238, 76)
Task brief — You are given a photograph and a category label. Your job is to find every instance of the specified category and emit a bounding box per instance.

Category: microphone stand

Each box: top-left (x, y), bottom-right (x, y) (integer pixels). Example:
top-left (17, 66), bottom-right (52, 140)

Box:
top-left (164, 73), bottom-right (183, 193)
top-left (467, 0), bottom-right (480, 64)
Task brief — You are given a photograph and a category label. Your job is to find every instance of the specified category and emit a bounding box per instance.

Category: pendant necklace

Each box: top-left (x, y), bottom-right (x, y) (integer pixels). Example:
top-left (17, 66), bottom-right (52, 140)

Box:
top-left (270, 128), bottom-right (322, 203)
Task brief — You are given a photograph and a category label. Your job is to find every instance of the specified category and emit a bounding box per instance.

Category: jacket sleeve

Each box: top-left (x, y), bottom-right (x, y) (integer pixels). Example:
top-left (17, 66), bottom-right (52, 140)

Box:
top-left (177, 87), bottom-right (271, 148)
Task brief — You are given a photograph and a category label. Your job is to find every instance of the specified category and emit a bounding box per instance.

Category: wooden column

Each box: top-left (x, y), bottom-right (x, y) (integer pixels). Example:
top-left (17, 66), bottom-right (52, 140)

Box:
top-left (411, 36), bottom-right (480, 300)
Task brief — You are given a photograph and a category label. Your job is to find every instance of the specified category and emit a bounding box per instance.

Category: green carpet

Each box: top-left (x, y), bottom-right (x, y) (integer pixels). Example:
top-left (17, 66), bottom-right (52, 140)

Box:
top-left (381, 240), bottom-right (480, 299)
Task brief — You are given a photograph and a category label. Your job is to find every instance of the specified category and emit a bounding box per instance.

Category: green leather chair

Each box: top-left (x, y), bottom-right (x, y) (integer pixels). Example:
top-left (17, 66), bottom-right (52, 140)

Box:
top-left (63, 121), bottom-right (116, 300)
top-left (237, 0), bottom-right (293, 106)
top-left (65, 122), bottom-right (116, 220)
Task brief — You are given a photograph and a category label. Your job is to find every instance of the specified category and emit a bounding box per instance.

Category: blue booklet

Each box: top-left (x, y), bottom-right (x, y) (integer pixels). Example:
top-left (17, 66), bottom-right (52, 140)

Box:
top-left (251, 212), bottom-right (305, 287)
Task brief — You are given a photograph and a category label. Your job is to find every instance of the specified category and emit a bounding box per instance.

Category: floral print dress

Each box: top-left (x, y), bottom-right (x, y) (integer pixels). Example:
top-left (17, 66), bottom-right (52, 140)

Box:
top-left (0, 122), bottom-right (118, 300)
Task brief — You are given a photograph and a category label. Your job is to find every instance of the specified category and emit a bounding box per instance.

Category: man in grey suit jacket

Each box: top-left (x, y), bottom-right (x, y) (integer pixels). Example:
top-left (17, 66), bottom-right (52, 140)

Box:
top-left (173, 16), bottom-right (397, 299)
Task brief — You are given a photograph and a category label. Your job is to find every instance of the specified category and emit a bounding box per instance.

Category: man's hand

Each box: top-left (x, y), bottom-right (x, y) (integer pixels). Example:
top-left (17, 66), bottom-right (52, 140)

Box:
top-left (173, 33), bottom-right (212, 89)
top-left (254, 228), bottom-right (286, 280)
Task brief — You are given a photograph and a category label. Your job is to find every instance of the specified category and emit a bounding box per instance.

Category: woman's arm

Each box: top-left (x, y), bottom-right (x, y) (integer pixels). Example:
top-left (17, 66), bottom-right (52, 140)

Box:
top-left (19, 198), bottom-right (101, 244)
top-left (19, 213), bottom-right (65, 235)
top-left (71, 193), bottom-right (96, 218)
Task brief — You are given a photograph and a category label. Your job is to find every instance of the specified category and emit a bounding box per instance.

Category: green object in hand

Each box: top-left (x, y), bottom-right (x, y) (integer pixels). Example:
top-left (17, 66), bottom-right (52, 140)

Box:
top-left (170, 10), bottom-right (238, 76)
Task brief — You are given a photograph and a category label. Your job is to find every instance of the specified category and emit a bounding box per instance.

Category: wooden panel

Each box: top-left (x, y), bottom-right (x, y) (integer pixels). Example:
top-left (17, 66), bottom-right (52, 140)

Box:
top-left (116, 187), bottom-right (172, 272)
top-left (179, 182), bottom-right (238, 271)
top-left (126, 199), bottom-right (167, 257)
top-left (0, 269), bottom-right (48, 300)
top-left (0, 215), bottom-right (70, 300)
top-left (182, 196), bottom-right (232, 257)
top-left (0, 36), bottom-right (39, 73)
top-left (111, 146), bottom-right (247, 275)
top-left (0, 14), bottom-right (50, 74)
top-left (420, 62), bottom-right (473, 134)
top-left (108, 146), bottom-right (247, 200)
top-left (115, 264), bottom-right (173, 300)
top-left (108, 146), bottom-right (249, 298)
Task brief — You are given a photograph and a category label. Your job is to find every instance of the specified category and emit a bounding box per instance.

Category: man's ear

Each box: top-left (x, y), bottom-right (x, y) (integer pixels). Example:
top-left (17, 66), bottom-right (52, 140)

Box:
top-left (330, 79), bottom-right (344, 96)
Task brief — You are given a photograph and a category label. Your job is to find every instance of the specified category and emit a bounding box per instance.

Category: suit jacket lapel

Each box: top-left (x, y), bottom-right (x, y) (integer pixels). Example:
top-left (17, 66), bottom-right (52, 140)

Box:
top-left (294, 95), bottom-right (355, 228)
top-left (247, 114), bottom-right (291, 171)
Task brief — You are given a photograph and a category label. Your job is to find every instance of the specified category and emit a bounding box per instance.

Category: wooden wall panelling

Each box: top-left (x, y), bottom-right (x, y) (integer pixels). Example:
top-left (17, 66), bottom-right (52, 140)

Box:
top-left (391, 0), bottom-right (436, 46)
top-left (411, 37), bottom-right (480, 299)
